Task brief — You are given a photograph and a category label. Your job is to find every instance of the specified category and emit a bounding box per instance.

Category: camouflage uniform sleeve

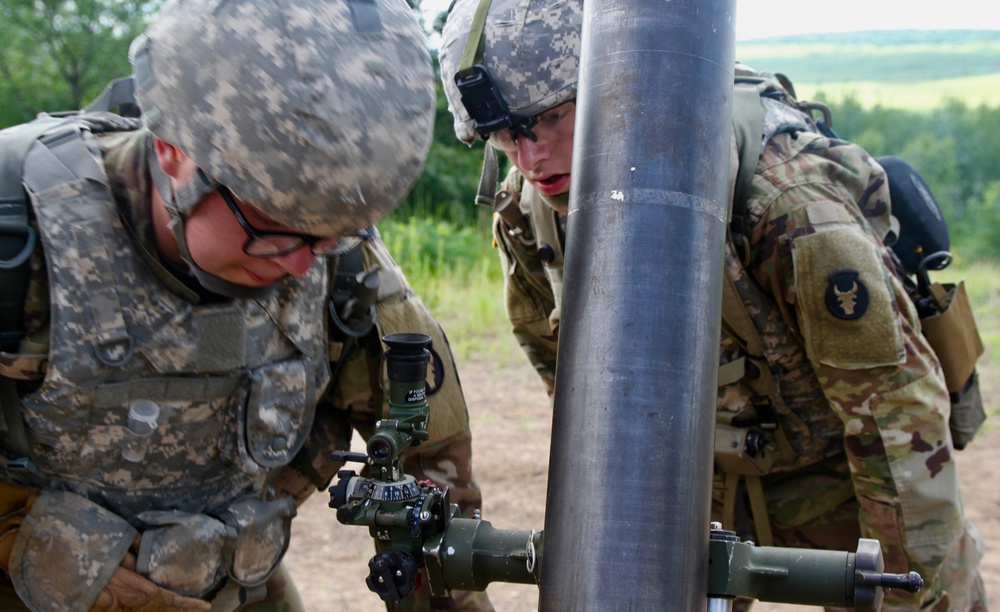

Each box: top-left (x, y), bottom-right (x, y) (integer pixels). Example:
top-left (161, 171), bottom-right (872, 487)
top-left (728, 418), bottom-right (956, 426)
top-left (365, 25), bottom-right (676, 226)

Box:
top-left (748, 133), bottom-right (983, 609)
top-left (493, 212), bottom-right (559, 396)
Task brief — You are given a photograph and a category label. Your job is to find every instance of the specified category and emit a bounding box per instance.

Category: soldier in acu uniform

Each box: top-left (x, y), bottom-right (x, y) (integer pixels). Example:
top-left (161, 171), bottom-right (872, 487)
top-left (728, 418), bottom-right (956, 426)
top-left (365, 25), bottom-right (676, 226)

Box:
top-left (0, 0), bottom-right (491, 610)
top-left (438, 0), bottom-right (986, 609)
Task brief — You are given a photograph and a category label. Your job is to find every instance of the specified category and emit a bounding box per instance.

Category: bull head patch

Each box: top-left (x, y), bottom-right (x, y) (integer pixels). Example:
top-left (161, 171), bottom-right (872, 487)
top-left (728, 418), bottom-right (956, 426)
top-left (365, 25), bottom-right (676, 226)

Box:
top-left (825, 270), bottom-right (869, 320)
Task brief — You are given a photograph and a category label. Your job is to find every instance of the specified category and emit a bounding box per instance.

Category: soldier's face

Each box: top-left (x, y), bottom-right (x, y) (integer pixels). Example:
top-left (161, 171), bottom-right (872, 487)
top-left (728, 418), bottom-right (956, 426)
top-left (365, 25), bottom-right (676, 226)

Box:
top-left (153, 139), bottom-right (318, 287)
top-left (183, 190), bottom-right (316, 286)
top-left (492, 102), bottom-right (576, 212)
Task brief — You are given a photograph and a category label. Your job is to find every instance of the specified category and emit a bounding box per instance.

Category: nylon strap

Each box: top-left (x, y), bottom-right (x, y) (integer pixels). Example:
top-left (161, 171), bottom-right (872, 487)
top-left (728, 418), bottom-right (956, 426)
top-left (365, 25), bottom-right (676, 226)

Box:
top-left (25, 126), bottom-right (135, 369)
top-left (744, 474), bottom-right (774, 547)
top-left (717, 357), bottom-right (745, 388)
top-left (730, 83), bottom-right (767, 249)
top-left (0, 116), bottom-right (66, 354)
top-left (722, 472), bottom-right (739, 532)
top-left (457, 0), bottom-right (494, 76)
top-left (475, 144), bottom-right (500, 207)
top-left (720, 254), bottom-right (764, 357)
top-left (722, 472), bottom-right (775, 548)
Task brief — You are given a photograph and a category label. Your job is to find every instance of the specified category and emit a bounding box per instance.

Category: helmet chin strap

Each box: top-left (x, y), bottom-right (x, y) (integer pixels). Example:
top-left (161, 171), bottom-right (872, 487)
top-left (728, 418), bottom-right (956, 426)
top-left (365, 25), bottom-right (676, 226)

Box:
top-left (183, 255), bottom-right (277, 300)
top-left (147, 149), bottom-right (276, 300)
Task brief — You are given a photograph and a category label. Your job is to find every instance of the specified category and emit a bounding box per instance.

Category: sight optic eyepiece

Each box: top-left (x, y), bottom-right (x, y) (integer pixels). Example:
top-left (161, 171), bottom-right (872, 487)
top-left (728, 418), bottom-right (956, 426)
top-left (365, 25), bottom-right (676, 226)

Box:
top-left (364, 334), bottom-right (433, 470)
top-left (383, 332), bottom-right (432, 383)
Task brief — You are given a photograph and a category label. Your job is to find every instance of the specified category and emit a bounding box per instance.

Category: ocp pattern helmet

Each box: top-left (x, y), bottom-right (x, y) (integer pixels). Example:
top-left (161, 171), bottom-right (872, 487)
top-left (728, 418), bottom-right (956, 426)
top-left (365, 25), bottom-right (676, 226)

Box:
top-left (439, 0), bottom-right (583, 145)
top-left (133, 0), bottom-right (434, 237)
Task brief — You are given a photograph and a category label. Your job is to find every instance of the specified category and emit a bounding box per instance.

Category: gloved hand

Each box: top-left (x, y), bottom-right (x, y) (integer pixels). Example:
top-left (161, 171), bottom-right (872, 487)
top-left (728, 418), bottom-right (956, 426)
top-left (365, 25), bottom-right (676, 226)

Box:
top-left (90, 549), bottom-right (211, 611)
top-left (0, 482), bottom-right (208, 611)
top-left (0, 481), bottom-right (38, 575)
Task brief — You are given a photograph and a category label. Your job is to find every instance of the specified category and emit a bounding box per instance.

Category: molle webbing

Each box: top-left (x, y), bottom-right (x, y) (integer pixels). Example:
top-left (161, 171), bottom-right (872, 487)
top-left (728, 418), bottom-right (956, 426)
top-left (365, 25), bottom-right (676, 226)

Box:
top-left (23, 127), bottom-right (135, 368)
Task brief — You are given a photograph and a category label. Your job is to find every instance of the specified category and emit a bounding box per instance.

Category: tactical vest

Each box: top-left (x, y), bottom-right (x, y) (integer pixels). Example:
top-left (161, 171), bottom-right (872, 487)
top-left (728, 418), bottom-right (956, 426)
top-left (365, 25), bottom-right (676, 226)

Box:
top-left (2, 121), bottom-right (331, 605)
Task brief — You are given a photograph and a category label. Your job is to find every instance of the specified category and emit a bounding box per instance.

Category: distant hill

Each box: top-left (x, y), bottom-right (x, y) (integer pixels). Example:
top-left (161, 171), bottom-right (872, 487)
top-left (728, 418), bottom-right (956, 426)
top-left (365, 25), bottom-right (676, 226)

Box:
top-left (735, 29), bottom-right (1000, 109)
top-left (737, 29), bottom-right (1000, 82)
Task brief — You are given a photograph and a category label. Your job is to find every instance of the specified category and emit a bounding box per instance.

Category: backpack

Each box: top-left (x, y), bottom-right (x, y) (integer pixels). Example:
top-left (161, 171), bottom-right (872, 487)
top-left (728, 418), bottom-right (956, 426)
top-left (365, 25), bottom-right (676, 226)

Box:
top-left (0, 78), bottom-right (144, 479)
top-left (728, 67), bottom-right (986, 449)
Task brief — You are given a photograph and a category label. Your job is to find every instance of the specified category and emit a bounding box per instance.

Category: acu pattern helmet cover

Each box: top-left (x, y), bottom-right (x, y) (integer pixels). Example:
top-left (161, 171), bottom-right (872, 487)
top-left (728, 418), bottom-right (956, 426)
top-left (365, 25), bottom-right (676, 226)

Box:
top-left (439, 0), bottom-right (583, 145)
top-left (133, 0), bottom-right (434, 236)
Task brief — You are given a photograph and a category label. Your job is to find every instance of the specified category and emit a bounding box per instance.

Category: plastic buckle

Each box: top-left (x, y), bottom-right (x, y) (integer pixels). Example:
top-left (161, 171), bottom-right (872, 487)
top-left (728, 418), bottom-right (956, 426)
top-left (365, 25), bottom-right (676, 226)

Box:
top-left (7, 457), bottom-right (45, 482)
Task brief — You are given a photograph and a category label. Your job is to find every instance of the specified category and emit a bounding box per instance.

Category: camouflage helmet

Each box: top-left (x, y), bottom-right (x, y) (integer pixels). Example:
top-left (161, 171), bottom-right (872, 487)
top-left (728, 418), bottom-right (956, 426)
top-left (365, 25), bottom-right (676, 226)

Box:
top-left (439, 0), bottom-right (583, 145)
top-left (132, 0), bottom-right (434, 237)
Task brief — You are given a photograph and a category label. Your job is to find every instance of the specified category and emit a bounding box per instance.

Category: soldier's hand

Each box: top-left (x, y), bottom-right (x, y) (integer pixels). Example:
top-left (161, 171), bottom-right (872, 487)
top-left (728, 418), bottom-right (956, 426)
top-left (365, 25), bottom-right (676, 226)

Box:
top-left (0, 481), bottom-right (38, 574)
top-left (90, 551), bottom-right (211, 611)
top-left (0, 482), bottom-right (209, 610)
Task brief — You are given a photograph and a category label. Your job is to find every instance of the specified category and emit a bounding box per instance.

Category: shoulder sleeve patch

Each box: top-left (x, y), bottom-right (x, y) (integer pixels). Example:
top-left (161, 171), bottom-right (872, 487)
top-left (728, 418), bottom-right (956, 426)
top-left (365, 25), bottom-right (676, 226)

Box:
top-left (792, 224), bottom-right (905, 369)
top-left (825, 270), bottom-right (868, 319)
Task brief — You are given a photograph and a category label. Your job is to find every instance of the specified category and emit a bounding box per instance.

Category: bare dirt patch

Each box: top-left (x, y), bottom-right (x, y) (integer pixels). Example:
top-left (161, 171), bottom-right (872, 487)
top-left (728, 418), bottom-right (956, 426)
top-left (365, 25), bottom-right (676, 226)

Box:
top-left (285, 346), bottom-right (999, 611)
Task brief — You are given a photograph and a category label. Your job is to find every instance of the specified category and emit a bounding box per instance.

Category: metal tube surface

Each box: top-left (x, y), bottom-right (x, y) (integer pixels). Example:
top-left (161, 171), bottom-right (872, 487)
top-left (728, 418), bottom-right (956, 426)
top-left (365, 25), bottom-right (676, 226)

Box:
top-left (539, 0), bottom-right (737, 609)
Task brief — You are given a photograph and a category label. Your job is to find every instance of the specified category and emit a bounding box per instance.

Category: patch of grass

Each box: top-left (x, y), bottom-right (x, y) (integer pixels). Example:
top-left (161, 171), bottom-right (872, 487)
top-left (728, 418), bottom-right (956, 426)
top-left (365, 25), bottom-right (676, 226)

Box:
top-left (794, 73), bottom-right (1000, 112)
top-left (377, 217), bottom-right (513, 363)
top-left (379, 218), bottom-right (1000, 429)
top-left (734, 30), bottom-right (1000, 111)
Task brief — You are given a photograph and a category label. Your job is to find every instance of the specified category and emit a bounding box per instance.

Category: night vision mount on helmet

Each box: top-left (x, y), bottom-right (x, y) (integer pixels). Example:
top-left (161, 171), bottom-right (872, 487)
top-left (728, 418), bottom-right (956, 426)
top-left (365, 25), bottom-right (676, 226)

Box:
top-left (440, 0), bottom-right (583, 146)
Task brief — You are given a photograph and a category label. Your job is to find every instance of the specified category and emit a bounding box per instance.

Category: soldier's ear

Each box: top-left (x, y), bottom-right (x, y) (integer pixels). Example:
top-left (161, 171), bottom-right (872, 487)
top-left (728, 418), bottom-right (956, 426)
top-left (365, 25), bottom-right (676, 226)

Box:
top-left (152, 136), bottom-right (192, 179)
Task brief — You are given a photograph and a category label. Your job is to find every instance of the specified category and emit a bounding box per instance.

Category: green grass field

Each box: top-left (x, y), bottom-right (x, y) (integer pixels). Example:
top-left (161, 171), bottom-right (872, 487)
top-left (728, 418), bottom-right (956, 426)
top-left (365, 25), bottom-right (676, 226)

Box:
top-left (735, 30), bottom-right (1000, 111)
top-left (786, 73), bottom-right (1000, 111)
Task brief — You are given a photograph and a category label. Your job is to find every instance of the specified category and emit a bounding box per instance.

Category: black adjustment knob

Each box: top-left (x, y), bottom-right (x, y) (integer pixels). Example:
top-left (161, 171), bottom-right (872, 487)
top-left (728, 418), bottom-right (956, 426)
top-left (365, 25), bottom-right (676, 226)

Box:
top-left (365, 549), bottom-right (420, 603)
top-left (329, 470), bottom-right (359, 509)
top-left (744, 430), bottom-right (766, 457)
top-left (538, 244), bottom-right (556, 263)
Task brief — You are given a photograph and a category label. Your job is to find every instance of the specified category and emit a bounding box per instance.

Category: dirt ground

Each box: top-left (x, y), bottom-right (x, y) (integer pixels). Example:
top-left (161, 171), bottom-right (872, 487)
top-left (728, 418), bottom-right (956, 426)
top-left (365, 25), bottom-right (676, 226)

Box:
top-left (284, 342), bottom-right (1000, 611)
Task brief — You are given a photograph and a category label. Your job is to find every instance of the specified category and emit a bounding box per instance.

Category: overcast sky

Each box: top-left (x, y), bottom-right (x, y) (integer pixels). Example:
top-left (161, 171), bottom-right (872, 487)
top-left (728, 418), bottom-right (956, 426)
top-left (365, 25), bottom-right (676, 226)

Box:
top-left (735, 0), bottom-right (999, 40)
top-left (426, 0), bottom-right (999, 41)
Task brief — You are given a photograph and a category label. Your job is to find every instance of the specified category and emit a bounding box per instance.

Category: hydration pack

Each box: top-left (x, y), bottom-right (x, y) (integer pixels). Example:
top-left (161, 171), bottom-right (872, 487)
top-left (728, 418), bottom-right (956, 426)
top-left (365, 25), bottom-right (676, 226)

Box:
top-left (729, 67), bottom-right (985, 450)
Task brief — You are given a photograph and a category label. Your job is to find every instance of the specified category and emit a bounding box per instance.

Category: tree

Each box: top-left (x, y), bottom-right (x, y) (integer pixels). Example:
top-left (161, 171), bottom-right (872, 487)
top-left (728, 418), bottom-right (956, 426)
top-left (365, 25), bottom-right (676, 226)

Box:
top-left (0, 0), bottom-right (162, 128)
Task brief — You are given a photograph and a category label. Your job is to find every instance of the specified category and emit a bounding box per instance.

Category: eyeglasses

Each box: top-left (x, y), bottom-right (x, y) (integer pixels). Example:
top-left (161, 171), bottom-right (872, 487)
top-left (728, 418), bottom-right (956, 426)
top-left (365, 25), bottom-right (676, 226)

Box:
top-left (488, 101), bottom-right (576, 153)
top-left (218, 187), bottom-right (344, 258)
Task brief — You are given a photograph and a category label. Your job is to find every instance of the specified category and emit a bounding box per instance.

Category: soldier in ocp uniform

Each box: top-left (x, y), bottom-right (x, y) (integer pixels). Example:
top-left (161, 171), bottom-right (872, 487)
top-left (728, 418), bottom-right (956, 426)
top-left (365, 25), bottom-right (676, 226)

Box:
top-left (0, 0), bottom-right (492, 610)
top-left (438, 0), bottom-right (986, 609)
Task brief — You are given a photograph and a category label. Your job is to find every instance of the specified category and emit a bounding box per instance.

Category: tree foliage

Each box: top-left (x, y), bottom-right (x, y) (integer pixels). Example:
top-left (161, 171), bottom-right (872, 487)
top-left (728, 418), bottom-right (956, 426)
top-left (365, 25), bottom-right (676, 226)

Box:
top-left (821, 95), bottom-right (1000, 260)
top-left (0, 6), bottom-right (996, 261)
top-left (0, 0), bottom-right (161, 128)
